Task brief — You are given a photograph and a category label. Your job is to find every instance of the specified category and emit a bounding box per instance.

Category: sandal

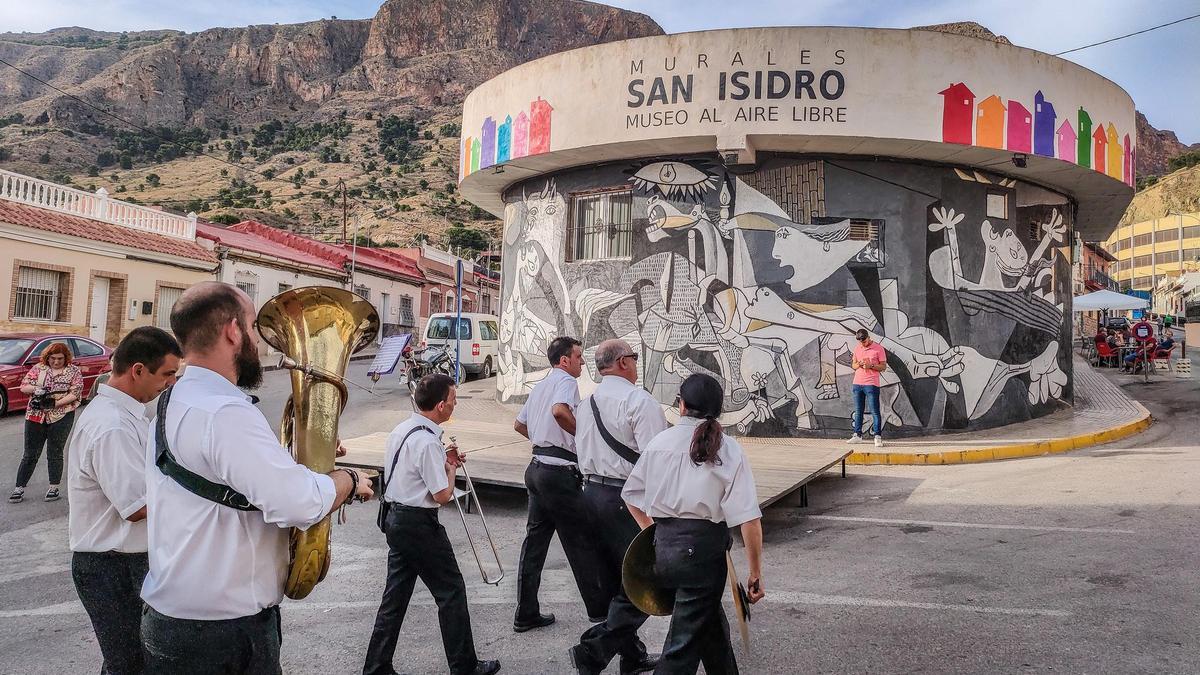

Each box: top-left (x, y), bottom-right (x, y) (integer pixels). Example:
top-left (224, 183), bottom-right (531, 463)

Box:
top-left (8, 488), bottom-right (24, 503)
top-left (44, 487), bottom-right (60, 502)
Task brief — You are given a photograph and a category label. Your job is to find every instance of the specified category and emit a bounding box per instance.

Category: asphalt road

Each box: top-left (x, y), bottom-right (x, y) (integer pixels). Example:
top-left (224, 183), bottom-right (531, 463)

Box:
top-left (0, 363), bottom-right (1197, 674)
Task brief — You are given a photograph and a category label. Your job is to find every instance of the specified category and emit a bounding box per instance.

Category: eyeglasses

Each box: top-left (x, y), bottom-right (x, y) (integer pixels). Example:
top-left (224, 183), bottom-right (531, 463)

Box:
top-left (620, 353), bottom-right (639, 362)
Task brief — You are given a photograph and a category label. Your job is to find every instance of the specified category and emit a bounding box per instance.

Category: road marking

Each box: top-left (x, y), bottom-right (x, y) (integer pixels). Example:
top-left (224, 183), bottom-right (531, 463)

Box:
top-left (0, 601), bottom-right (82, 618)
top-left (768, 592), bottom-right (1071, 617)
top-left (806, 515), bottom-right (1135, 535)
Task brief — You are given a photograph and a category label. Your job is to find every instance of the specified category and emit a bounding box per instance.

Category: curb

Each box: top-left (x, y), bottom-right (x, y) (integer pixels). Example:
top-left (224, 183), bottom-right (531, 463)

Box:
top-left (846, 405), bottom-right (1153, 465)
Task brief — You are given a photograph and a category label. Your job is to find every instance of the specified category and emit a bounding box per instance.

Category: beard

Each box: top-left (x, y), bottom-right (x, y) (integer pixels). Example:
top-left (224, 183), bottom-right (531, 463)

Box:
top-left (235, 327), bottom-right (264, 389)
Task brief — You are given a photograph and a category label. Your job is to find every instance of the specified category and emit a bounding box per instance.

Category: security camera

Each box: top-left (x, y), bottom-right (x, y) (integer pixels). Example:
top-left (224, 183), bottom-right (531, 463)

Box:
top-left (1012, 153), bottom-right (1028, 169)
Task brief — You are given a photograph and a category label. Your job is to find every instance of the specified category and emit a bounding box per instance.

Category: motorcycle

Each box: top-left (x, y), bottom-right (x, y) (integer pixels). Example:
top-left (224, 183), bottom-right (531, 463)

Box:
top-left (400, 344), bottom-right (459, 399)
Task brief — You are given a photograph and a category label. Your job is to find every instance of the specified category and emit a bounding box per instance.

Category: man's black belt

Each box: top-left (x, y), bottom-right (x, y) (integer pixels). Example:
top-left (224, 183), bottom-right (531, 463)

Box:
top-left (532, 444), bottom-right (577, 462)
top-left (584, 474), bottom-right (626, 488)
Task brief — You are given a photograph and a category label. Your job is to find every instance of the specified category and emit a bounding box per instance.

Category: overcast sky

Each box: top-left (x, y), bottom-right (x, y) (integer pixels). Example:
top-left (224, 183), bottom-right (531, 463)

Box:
top-left (2, 0), bottom-right (1196, 142)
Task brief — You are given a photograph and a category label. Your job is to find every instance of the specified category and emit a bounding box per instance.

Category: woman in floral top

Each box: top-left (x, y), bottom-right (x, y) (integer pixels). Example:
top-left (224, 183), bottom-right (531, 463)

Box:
top-left (9, 342), bottom-right (83, 503)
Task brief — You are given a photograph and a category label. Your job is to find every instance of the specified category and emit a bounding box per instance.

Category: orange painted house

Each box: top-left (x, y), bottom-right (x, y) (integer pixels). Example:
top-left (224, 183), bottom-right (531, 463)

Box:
top-left (976, 95), bottom-right (1006, 149)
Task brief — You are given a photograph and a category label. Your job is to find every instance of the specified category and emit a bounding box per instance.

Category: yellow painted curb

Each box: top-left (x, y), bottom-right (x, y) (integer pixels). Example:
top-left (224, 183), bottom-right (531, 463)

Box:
top-left (846, 408), bottom-right (1152, 465)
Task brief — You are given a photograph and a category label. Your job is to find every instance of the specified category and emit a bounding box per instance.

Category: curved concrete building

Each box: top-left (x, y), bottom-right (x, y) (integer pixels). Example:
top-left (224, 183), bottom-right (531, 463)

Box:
top-left (459, 27), bottom-right (1135, 437)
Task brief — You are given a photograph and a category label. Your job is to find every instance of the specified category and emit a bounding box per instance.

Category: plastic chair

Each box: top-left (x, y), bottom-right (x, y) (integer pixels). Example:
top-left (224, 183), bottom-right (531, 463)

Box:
top-left (1154, 345), bottom-right (1176, 373)
top-left (1094, 342), bottom-right (1118, 367)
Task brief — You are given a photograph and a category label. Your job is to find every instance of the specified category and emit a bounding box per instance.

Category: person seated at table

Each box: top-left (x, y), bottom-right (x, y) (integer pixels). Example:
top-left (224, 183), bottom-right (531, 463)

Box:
top-left (1106, 330), bottom-right (1121, 348)
top-left (1122, 337), bottom-right (1157, 373)
top-left (1156, 330), bottom-right (1176, 359)
top-left (1093, 329), bottom-right (1106, 348)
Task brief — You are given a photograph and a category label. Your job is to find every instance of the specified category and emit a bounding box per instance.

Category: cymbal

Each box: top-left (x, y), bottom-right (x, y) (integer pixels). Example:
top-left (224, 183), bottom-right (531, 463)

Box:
top-left (621, 523), bottom-right (675, 616)
top-left (726, 551), bottom-right (751, 651)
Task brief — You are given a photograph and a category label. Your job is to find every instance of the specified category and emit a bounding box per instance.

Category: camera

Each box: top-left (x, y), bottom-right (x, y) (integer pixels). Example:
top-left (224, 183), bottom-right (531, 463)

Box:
top-left (28, 391), bottom-right (58, 412)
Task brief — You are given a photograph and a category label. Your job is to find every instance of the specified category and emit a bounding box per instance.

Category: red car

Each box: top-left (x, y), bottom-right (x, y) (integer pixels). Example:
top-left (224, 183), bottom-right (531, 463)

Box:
top-left (0, 333), bottom-right (113, 414)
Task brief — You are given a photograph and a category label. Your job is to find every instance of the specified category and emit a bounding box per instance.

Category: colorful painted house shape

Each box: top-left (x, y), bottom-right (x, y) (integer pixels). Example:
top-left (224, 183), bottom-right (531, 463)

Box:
top-left (976, 95), bottom-right (1006, 149)
top-left (480, 117), bottom-right (497, 170)
top-left (1033, 91), bottom-right (1056, 157)
top-left (1092, 126), bottom-right (1107, 174)
top-left (938, 82), bottom-right (975, 144)
top-left (1105, 123), bottom-right (1122, 180)
top-left (1056, 119), bottom-right (1076, 162)
top-left (461, 136), bottom-right (472, 179)
top-left (529, 98), bottom-right (553, 155)
top-left (512, 112), bottom-right (529, 159)
top-left (470, 137), bottom-right (481, 174)
top-left (497, 116), bottom-right (512, 163)
top-left (1077, 107), bottom-right (1093, 169)
top-left (1123, 134), bottom-right (1133, 186)
top-left (1007, 100), bottom-right (1032, 153)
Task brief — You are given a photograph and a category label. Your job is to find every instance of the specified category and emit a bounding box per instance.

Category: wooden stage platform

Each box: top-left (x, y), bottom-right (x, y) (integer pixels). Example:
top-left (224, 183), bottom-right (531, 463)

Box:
top-left (338, 417), bottom-right (850, 508)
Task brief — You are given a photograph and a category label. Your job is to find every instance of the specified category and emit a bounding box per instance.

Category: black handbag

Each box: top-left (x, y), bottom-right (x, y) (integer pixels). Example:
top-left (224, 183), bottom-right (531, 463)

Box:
top-left (377, 426), bottom-right (434, 532)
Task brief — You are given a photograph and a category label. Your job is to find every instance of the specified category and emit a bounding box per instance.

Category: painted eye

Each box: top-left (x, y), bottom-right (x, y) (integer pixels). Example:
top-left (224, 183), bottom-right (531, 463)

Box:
top-left (545, 204), bottom-right (557, 215)
top-left (629, 161), bottom-right (716, 200)
top-left (529, 207), bottom-right (538, 216)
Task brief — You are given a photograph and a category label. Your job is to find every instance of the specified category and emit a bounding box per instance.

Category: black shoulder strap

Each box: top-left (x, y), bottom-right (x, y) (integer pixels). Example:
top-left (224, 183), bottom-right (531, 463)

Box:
top-left (589, 396), bottom-right (640, 465)
top-left (382, 425), bottom-right (436, 496)
top-left (155, 386), bottom-right (259, 512)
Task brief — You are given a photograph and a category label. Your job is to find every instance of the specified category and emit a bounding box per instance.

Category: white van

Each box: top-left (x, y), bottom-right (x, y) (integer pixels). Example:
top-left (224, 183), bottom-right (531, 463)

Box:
top-left (422, 313), bottom-right (500, 379)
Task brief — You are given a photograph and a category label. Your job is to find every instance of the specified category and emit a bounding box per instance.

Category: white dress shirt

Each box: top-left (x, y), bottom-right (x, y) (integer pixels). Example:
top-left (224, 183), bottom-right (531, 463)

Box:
top-left (141, 366), bottom-right (337, 620)
top-left (622, 417), bottom-right (762, 528)
top-left (383, 413), bottom-right (449, 509)
top-left (576, 376), bottom-right (668, 480)
top-left (516, 367), bottom-right (580, 466)
top-left (67, 384), bottom-right (150, 553)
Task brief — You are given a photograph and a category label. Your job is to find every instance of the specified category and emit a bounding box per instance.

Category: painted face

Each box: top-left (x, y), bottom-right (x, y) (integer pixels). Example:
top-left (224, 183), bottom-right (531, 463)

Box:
top-left (629, 161), bottom-right (716, 200)
top-left (770, 219), bottom-right (868, 293)
top-left (990, 227), bottom-right (1029, 275)
top-left (517, 243), bottom-right (541, 276)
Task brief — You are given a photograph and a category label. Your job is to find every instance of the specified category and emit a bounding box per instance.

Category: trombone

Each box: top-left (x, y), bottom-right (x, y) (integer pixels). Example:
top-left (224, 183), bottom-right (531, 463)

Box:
top-left (447, 436), bottom-right (505, 585)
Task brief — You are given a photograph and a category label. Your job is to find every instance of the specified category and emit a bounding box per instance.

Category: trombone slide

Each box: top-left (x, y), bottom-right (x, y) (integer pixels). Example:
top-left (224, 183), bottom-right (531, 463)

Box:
top-left (451, 460), bottom-right (505, 586)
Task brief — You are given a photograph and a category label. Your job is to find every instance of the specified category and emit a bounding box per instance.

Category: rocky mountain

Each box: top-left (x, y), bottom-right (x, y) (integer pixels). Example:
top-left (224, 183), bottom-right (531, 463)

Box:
top-left (0, 0), bottom-right (662, 244)
top-left (1134, 111), bottom-right (1200, 179)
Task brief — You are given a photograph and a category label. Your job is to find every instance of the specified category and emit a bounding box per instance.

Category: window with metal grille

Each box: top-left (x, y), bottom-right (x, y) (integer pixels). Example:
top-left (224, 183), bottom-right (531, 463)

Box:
top-left (14, 266), bottom-right (66, 321)
top-left (399, 295), bottom-right (415, 327)
top-left (234, 275), bottom-right (258, 304)
top-left (278, 283), bottom-right (292, 294)
top-left (157, 286), bottom-right (183, 330)
top-left (430, 292), bottom-right (442, 314)
top-left (567, 190), bottom-right (633, 261)
top-left (481, 293), bottom-right (492, 315)
top-left (354, 284), bottom-right (370, 301)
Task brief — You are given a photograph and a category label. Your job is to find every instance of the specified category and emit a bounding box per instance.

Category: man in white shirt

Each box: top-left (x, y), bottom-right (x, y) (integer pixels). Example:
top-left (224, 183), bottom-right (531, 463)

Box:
top-left (363, 374), bottom-right (500, 675)
top-left (68, 327), bottom-right (181, 675)
top-left (569, 339), bottom-right (666, 675)
top-left (140, 281), bottom-right (373, 674)
top-left (512, 336), bottom-right (607, 632)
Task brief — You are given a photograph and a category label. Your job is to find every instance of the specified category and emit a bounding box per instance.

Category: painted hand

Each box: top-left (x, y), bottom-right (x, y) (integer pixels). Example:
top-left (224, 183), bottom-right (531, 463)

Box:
top-left (929, 206), bottom-right (965, 233)
top-left (1040, 209), bottom-right (1066, 243)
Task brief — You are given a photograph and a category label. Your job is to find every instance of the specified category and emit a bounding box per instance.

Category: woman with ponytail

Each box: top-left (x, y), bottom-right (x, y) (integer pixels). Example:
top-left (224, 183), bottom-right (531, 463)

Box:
top-left (621, 374), bottom-right (764, 674)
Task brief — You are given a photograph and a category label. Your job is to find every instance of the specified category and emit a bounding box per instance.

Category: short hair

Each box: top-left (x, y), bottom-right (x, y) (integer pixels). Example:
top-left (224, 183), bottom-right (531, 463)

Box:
top-left (413, 373), bottom-right (455, 411)
top-left (547, 336), bottom-right (581, 367)
top-left (112, 327), bottom-right (182, 375)
top-left (854, 328), bottom-right (869, 341)
top-left (39, 341), bottom-right (72, 367)
top-left (170, 282), bottom-right (245, 352)
top-left (594, 340), bottom-right (629, 372)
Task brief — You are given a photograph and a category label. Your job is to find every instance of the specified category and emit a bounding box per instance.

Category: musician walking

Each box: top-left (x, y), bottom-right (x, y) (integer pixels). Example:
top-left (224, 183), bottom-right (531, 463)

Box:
top-left (68, 327), bottom-right (181, 675)
top-left (363, 374), bottom-right (500, 675)
top-left (622, 374), bottom-right (765, 675)
top-left (512, 336), bottom-right (608, 631)
top-left (140, 282), bottom-right (373, 674)
top-left (568, 339), bottom-right (665, 674)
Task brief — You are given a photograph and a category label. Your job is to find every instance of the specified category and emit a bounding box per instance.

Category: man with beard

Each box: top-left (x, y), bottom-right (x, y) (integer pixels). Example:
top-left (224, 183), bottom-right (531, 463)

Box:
top-left (140, 282), bottom-right (373, 674)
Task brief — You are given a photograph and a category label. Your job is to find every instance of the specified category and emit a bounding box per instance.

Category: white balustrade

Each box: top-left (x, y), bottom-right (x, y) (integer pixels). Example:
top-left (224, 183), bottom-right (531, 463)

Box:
top-left (0, 169), bottom-right (196, 241)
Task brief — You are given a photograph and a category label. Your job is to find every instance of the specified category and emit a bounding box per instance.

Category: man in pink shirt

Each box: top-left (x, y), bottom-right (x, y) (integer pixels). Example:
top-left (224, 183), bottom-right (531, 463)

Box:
top-left (849, 329), bottom-right (887, 447)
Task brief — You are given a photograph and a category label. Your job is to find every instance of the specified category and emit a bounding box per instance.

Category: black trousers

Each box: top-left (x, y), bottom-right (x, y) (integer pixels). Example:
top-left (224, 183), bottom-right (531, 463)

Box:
top-left (141, 604), bottom-right (281, 675)
top-left (574, 481), bottom-right (649, 669)
top-left (16, 411), bottom-right (74, 487)
top-left (72, 551), bottom-right (149, 675)
top-left (363, 505), bottom-right (478, 675)
top-left (653, 518), bottom-right (737, 675)
top-left (515, 459), bottom-right (608, 622)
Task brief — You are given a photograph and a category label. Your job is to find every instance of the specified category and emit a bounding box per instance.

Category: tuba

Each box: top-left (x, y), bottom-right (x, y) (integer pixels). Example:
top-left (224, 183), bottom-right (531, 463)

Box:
top-left (257, 286), bottom-right (378, 600)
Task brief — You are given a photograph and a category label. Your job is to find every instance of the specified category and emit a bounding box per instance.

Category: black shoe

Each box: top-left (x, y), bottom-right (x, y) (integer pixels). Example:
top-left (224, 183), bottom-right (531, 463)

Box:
top-left (620, 652), bottom-right (659, 674)
top-left (468, 660), bottom-right (501, 675)
top-left (513, 613), bottom-right (555, 633)
top-left (568, 645), bottom-right (602, 675)
top-left (8, 488), bottom-right (23, 503)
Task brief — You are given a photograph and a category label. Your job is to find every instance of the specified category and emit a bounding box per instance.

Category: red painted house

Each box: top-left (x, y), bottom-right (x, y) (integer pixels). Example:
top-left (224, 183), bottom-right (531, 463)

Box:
top-left (1092, 126), bottom-right (1107, 174)
top-left (529, 98), bottom-right (553, 155)
top-left (938, 82), bottom-right (975, 145)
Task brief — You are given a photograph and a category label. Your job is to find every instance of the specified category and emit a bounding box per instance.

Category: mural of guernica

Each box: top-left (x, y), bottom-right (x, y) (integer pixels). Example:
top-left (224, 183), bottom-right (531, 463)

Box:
top-left (498, 156), bottom-right (1074, 437)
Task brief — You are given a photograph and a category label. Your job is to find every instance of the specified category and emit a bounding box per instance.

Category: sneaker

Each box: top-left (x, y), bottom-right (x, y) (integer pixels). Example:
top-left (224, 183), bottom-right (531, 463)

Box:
top-left (8, 488), bottom-right (24, 503)
top-left (44, 486), bottom-right (60, 502)
top-left (874, 436), bottom-right (885, 448)
top-left (847, 434), bottom-right (863, 444)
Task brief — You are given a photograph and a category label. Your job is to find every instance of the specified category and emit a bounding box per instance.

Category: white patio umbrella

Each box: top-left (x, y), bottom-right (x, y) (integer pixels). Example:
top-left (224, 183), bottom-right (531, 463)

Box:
top-left (1072, 289), bottom-right (1149, 312)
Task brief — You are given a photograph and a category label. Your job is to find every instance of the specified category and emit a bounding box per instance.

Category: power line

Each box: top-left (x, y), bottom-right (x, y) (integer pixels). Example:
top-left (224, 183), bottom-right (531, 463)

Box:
top-left (1054, 13), bottom-right (1200, 56)
top-left (0, 55), bottom-right (476, 242)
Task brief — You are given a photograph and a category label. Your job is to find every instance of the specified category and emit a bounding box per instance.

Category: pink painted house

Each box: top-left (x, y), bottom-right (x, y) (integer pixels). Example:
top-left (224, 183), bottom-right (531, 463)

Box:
top-left (1006, 100), bottom-right (1032, 153)
top-left (1056, 119), bottom-right (1076, 162)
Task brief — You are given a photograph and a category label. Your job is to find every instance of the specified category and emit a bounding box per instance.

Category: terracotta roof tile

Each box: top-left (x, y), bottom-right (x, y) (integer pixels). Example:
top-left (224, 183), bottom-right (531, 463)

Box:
top-left (226, 221), bottom-right (425, 283)
top-left (196, 223), bottom-right (344, 274)
top-left (0, 199), bottom-right (217, 266)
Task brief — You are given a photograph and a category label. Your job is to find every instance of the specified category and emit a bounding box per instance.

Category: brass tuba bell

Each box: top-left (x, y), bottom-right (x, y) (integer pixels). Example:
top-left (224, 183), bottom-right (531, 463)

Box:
top-left (257, 286), bottom-right (378, 600)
